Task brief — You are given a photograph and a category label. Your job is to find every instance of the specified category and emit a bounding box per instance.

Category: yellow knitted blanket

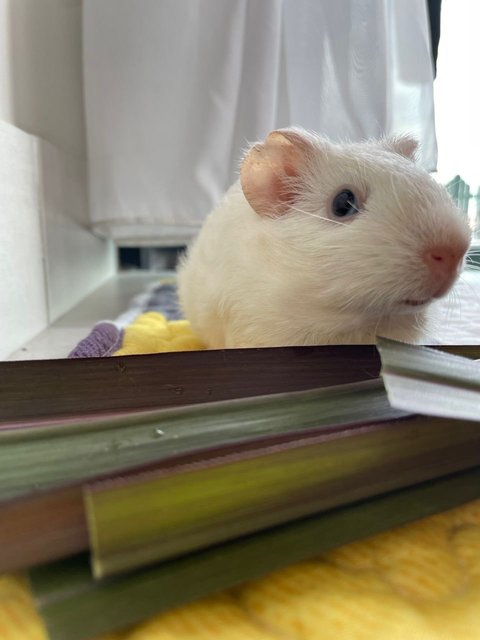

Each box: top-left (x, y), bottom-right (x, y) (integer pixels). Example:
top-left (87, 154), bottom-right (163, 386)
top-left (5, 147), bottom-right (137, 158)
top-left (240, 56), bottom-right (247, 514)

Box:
top-left (2, 312), bottom-right (480, 640)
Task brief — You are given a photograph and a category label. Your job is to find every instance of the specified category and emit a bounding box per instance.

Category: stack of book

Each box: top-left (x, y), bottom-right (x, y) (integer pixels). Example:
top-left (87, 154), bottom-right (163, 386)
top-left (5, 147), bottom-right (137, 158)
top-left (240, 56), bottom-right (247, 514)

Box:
top-left (1, 338), bottom-right (479, 640)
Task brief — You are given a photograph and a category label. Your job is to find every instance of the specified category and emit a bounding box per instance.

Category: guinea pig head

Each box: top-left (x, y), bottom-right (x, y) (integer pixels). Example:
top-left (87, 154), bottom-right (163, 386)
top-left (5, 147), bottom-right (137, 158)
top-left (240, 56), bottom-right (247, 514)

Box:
top-left (240, 128), bottom-right (471, 318)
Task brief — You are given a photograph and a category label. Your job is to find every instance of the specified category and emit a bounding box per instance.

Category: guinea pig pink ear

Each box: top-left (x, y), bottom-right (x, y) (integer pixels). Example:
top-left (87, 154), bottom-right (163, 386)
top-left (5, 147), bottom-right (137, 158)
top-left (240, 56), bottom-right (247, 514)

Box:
top-left (383, 134), bottom-right (419, 161)
top-left (240, 129), bottom-right (313, 217)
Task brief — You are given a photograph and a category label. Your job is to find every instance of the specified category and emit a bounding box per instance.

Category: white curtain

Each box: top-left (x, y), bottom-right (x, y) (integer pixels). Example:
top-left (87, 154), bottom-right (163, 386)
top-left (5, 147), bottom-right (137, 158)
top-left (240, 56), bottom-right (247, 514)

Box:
top-left (83, 0), bottom-right (437, 246)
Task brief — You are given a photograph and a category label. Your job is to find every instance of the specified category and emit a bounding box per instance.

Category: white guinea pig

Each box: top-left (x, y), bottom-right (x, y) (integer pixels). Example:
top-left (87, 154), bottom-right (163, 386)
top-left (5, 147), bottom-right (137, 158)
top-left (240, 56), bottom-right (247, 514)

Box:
top-left (177, 128), bottom-right (471, 348)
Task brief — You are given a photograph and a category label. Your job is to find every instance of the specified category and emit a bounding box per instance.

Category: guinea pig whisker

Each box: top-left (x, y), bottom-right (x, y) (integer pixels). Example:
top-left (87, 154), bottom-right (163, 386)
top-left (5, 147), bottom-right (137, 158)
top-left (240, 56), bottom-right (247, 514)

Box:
top-left (442, 291), bottom-right (457, 326)
top-left (288, 205), bottom-right (348, 227)
top-left (458, 274), bottom-right (480, 304)
top-left (346, 200), bottom-right (360, 213)
top-left (465, 263), bottom-right (480, 272)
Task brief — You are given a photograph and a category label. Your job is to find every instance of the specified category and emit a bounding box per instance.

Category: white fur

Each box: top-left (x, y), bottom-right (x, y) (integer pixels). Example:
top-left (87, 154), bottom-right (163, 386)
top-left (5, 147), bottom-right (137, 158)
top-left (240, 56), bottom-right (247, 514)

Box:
top-left (177, 131), bottom-right (471, 347)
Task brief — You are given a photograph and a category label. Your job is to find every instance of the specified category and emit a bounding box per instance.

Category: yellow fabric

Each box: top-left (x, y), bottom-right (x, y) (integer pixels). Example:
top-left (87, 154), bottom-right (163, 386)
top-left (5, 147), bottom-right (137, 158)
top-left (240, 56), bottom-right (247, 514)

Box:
top-left (114, 312), bottom-right (205, 356)
top-left (2, 312), bottom-right (480, 640)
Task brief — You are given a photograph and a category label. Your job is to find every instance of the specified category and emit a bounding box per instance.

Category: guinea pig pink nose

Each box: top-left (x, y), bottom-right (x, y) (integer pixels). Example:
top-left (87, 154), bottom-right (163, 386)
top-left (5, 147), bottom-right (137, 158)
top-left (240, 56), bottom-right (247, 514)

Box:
top-left (423, 244), bottom-right (465, 297)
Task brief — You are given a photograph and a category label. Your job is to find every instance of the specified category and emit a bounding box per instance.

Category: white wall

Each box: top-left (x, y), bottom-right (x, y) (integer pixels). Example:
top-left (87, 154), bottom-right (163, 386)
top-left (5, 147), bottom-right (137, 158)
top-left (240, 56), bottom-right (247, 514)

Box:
top-left (0, 123), bottom-right (49, 359)
top-left (0, 0), bottom-right (116, 359)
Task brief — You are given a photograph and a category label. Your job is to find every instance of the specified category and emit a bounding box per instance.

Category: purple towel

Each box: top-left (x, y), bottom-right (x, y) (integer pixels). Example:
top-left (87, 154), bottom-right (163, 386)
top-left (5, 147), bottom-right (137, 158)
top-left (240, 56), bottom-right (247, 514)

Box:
top-left (69, 322), bottom-right (124, 358)
top-left (69, 279), bottom-right (181, 358)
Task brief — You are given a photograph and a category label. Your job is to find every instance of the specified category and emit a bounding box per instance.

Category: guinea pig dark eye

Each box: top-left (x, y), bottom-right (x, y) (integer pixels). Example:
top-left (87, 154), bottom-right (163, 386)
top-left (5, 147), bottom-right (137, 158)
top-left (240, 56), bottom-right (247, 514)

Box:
top-left (331, 189), bottom-right (360, 218)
